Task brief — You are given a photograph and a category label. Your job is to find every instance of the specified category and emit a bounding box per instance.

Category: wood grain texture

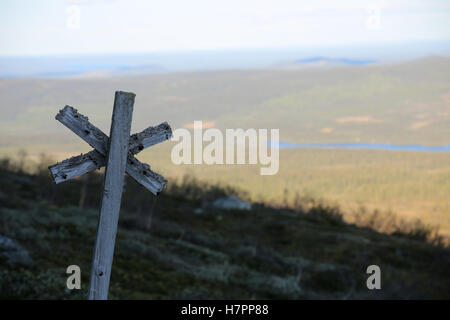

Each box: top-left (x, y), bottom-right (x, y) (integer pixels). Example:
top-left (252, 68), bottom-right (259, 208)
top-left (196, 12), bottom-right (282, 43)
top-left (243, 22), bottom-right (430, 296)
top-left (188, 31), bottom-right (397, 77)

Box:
top-left (128, 122), bottom-right (172, 154)
top-left (88, 91), bottom-right (134, 300)
top-left (48, 150), bottom-right (105, 183)
top-left (125, 156), bottom-right (167, 195)
top-left (49, 106), bottom-right (171, 193)
top-left (56, 105), bottom-right (109, 154)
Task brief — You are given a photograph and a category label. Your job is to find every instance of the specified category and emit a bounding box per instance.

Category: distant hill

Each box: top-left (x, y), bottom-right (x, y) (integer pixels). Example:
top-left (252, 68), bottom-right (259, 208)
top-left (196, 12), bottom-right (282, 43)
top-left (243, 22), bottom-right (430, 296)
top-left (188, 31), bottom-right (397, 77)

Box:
top-left (2, 40), bottom-right (448, 78)
top-left (0, 56), bottom-right (166, 78)
top-left (295, 56), bottom-right (376, 66)
top-left (0, 56), bottom-right (449, 233)
top-left (0, 55), bottom-right (448, 147)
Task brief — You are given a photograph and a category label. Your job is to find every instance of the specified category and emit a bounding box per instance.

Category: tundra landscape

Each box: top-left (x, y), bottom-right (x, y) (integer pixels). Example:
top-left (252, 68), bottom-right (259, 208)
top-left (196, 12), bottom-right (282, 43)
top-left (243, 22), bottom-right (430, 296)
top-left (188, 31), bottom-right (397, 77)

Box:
top-left (2, 0), bottom-right (450, 304)
top-left (1, 56), bottom-right (449, 237)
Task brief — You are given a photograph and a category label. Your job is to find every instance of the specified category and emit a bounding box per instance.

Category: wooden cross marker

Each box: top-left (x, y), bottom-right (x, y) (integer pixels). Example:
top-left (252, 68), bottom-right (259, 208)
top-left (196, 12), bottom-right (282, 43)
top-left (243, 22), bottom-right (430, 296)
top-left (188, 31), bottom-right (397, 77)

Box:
top-left (48, 91), bottom-right (172, 300)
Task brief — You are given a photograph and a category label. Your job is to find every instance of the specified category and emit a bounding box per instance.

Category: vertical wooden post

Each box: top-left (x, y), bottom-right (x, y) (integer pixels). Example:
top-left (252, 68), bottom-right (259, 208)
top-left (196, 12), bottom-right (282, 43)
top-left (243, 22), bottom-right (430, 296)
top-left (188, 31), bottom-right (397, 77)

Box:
top-left (88, 91), bottom-right (135, 300)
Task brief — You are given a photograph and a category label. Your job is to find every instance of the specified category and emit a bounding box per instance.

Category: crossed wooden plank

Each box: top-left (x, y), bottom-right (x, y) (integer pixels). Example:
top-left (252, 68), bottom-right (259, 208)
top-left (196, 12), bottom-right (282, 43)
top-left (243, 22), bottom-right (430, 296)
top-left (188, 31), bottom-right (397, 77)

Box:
top-left (48, 105), bottom-right (172, 195)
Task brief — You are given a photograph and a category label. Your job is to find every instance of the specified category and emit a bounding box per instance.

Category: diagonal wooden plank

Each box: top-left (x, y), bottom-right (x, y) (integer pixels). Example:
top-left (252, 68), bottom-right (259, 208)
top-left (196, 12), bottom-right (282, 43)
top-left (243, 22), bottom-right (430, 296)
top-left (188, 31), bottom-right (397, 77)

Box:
top-left (129, 122), bottom-right (172, 154)
top-left (57, 106), bottom-right (172, 154)
top-left (48, 121), bottom-right (171, 184)
top-left (49, 151), bottom-right (167, 194)
top-left (52, 106), bottom-right (170, 194)
top-left (125, 156), bottom-right (167, 195)
top-left (56, 105), bottom-right (109, 154)
top-left (49, 121), bottom-right (171, 184)
top-left (49, 150), bottom-right (105, 184)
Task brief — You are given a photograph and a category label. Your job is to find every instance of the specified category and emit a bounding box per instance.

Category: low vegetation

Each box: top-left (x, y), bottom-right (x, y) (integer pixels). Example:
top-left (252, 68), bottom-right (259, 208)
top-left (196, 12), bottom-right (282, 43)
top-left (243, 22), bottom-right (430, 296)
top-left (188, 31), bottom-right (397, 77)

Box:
top-left (0, 156), bottom-right (449, 299)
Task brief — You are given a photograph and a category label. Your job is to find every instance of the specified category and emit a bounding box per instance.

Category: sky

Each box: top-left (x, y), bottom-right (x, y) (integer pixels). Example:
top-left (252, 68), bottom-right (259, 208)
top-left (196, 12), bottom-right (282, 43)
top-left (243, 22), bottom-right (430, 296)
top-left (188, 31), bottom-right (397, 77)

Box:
top-left (0, 0), bottom-right (450, 56)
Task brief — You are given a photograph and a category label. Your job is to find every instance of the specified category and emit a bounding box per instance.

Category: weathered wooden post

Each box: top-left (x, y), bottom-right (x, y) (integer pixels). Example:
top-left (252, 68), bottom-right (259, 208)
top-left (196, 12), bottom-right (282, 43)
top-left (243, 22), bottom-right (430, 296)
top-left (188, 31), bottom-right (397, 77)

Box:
top-left (48, 91), bottom-right (172, 300)
top-left (88, 91), bottom-right (134, 300)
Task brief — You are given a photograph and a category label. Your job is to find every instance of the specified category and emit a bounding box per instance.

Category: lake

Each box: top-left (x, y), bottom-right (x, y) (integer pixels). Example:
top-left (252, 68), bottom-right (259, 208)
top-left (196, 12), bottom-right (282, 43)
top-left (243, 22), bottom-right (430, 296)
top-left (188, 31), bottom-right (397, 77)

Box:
top-left (272, 142), bottom-right (450, 152)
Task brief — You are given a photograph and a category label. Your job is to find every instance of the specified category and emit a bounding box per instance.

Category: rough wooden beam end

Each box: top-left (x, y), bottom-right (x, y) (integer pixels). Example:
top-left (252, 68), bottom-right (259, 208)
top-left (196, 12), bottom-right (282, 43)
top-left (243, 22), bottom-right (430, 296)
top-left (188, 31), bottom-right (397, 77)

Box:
top-left (129, 122), bottom-right (172, 154)
top-left (48, 150), bottom-right (105, 184)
